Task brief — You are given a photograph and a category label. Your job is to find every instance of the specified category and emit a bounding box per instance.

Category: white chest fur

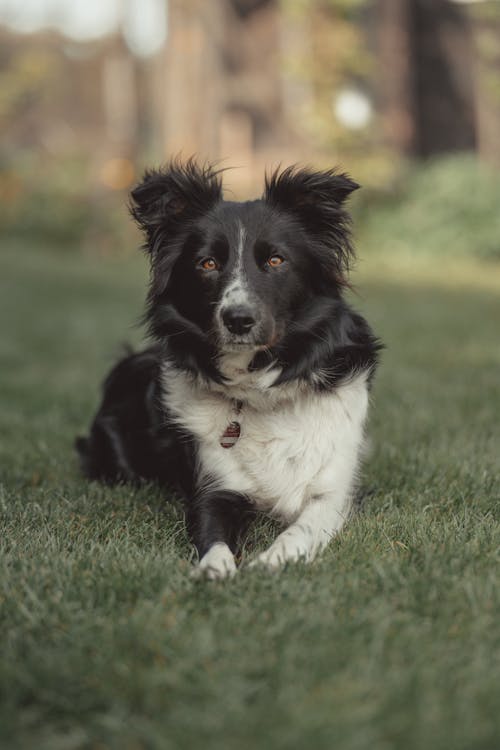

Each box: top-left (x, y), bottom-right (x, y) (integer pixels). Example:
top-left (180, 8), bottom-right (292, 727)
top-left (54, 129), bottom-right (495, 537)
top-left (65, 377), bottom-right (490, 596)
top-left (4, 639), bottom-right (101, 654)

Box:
top-left (161, 356), bottom-right (369, 524)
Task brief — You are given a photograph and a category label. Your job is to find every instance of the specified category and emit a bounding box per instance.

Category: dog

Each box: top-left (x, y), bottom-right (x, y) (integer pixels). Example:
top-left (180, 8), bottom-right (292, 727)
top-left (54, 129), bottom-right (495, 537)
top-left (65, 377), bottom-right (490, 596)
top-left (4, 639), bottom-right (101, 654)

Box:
top-left (76, 159), bottom-right (382, 579)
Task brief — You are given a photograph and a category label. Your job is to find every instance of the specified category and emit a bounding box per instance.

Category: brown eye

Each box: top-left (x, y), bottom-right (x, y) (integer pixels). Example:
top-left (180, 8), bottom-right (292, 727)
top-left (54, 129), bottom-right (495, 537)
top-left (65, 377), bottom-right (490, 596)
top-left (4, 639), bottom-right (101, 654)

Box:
top-left (200, 257), bottom-right (218, 271)
top-left (267, 255), bottom-right (284, 268)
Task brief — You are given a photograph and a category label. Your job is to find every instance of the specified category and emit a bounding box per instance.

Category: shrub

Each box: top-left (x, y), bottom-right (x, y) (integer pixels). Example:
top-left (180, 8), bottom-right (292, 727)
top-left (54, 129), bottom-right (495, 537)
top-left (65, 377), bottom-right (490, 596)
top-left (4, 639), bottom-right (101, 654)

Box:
top-left (0, 151), bottom-right (134, 254)
top-left (356, 155), bottom-right (500, 261)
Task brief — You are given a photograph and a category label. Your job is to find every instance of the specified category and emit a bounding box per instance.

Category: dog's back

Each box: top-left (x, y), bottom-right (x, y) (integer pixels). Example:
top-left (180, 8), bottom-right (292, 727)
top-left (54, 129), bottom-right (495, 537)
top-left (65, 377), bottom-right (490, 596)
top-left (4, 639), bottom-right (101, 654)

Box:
top-left (76, 348), bottom-right (190, 490)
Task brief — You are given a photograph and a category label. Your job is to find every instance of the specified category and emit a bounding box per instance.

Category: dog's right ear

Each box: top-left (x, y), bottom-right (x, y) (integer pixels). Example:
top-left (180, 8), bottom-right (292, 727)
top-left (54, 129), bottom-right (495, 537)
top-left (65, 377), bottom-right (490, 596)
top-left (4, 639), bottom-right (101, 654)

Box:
top-left (130, 159), bottom-right (223, 253)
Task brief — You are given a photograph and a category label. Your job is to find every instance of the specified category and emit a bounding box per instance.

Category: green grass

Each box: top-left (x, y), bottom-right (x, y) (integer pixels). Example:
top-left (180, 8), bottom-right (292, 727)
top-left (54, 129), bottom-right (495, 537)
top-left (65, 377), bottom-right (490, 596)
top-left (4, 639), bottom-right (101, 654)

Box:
top-left (1, 241), bottom-right (499, 750)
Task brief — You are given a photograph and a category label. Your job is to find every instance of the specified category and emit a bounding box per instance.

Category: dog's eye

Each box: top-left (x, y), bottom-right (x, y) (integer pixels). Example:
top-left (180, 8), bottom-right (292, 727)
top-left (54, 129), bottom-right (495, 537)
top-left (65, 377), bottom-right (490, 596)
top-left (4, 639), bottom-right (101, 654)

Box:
top-left (267, 255), bottom-right (285, 268)
top-left (199, 257), bottom-right (219, 271)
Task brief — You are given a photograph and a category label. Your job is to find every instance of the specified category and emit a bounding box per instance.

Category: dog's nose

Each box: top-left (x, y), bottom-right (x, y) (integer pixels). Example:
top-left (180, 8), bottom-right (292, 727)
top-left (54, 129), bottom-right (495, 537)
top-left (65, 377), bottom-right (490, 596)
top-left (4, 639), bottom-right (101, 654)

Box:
top-left (222, 306), bottom-right (256, 335)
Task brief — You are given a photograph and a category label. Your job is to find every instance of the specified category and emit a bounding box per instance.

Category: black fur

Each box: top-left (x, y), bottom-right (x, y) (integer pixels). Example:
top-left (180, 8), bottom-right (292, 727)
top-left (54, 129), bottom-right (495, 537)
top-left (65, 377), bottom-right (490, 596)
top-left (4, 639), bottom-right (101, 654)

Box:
top-left (76, 347), bottom-right (193, 492)
top-left (186, 490), bottom-right (256, 558)
top-left (77, 160), bottom-right (382, 561)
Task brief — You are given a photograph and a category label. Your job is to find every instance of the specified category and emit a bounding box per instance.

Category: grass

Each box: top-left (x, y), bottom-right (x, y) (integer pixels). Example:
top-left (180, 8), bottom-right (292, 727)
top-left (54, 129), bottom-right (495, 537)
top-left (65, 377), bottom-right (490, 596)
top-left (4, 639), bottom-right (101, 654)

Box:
top-left (1, 239), bottom-right (499, 750)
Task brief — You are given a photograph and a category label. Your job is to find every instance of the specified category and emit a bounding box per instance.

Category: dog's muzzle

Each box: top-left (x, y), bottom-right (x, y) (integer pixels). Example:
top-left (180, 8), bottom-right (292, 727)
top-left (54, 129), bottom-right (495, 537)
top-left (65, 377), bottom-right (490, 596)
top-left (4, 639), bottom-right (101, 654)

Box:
top-left (221, 305), bottom-right (256, 336)
top-left (217, 303), bottom-right (273, 351)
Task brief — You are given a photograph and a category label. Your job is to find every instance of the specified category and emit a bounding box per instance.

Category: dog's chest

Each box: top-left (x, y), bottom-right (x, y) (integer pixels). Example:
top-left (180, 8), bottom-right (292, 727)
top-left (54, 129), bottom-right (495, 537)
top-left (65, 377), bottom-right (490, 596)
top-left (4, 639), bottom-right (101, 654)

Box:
top-left (163, 365), bottom-right (368, 521)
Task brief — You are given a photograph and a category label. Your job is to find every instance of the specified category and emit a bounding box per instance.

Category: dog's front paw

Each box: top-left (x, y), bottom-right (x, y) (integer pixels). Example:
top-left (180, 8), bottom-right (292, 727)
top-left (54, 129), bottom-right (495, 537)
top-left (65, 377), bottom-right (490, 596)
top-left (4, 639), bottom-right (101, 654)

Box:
top-left (248, 534), bottom-right (308, 571)
top-left (192, 543), bottom-right (237, 581)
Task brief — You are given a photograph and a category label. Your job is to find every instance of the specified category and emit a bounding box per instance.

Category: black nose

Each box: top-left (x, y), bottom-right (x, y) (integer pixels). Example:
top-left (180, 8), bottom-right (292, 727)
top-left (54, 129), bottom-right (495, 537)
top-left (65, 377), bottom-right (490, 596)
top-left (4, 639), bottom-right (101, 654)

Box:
top-left (222, 306), bottom-right (256, 335)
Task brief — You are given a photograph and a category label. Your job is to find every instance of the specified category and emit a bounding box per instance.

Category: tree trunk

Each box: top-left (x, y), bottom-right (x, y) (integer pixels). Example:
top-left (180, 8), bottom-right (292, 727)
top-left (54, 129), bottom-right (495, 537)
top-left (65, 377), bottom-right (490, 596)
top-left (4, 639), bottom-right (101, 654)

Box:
top-left (377, 0), bottom-right (477, 157)
top-left (411, 0), bottom-right (476, 156)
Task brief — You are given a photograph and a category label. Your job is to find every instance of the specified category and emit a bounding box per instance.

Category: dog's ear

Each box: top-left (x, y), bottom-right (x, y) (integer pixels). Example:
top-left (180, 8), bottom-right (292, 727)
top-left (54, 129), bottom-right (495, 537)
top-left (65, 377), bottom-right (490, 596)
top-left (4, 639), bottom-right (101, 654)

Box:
top-left (130, 159), bottom-right (223, 253)
top-left (264, 166), bottom-right (359, 278)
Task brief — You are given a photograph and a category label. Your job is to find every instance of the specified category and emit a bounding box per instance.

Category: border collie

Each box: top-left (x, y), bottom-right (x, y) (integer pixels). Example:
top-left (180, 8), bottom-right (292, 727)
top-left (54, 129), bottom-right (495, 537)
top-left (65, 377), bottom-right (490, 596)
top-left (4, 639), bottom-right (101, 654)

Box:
top-left (76, 160), bottom-right (381, 579)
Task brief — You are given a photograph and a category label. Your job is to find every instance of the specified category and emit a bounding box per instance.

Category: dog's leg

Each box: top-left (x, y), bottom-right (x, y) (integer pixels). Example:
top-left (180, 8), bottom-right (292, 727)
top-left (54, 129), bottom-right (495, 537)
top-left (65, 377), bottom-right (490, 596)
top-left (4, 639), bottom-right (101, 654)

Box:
top-left (250, 376), bottom-right (368, 571)
top-left (249, 491), bottom-right (352, 570)
top-left (187, 490), bottom-right (254, 580)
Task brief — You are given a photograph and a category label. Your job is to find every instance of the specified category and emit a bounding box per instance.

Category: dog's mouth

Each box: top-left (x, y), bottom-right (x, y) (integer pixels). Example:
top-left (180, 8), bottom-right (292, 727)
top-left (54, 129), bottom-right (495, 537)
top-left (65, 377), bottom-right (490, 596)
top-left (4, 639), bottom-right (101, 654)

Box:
top-left (217, 326), bottom-right (281, 354)
top-left (219, 339), bottom-right (260, 353)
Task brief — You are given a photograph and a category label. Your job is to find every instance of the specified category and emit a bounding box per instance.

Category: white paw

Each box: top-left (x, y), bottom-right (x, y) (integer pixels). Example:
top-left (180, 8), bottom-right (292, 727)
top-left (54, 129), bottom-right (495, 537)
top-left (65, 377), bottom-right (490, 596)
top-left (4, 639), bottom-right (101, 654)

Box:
top-left (248, 535), bottom-right (309, 571)
top-left (191, 543), bottom-right (237, 581)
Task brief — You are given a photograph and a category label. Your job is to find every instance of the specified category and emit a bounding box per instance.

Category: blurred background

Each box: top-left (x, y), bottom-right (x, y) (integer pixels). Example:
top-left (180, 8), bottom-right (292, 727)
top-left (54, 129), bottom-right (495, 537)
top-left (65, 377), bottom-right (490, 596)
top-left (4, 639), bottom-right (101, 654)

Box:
top-left (2, 7), bottom-right (500, 747)
top-left (1, 0), bottom-right (500, 259)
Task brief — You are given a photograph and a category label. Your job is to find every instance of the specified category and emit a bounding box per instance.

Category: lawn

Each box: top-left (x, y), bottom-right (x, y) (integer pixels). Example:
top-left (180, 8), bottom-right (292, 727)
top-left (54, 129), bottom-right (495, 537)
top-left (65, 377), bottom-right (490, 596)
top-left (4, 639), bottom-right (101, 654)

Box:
top-left (1, 240), bottom-right (499, 750)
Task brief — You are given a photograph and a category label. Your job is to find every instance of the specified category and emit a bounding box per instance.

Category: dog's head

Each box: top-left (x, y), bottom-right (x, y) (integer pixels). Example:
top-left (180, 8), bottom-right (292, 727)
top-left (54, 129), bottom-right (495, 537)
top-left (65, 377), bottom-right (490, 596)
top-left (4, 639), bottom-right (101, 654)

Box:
top-left (131, 159), bottom-right (359, 380)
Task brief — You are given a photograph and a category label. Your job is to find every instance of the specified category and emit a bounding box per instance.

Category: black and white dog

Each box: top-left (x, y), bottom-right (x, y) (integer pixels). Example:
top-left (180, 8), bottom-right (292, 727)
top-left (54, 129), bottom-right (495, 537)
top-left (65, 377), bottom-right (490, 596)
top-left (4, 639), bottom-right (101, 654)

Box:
top-left (77, 160), bottom-right (381, 579)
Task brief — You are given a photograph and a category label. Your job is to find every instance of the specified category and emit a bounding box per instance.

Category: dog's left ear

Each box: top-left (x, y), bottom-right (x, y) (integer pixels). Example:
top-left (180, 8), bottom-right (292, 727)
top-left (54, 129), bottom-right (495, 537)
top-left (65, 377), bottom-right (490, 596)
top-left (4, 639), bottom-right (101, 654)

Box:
top-left (130, 159), bottom-right (223, 253)
top-left (264, 166), bottom-right (360, 277)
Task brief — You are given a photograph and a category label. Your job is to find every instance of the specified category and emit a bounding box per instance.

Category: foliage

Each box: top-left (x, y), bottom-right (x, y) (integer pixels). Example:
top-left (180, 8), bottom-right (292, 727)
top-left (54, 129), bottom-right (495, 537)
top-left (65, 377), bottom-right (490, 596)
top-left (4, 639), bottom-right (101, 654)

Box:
top-left (0, 150), bottom-right (135, 253)
top-left (356, 155), bottom-right (500, 261)
top-left (0, 41), bottom-right (61, 123)
top-left (1, 241), bottom-right (499, 749)
top-left (470, 4), bottom-right (500, 109)
top-left (281, 0), bottom-right (374, 154)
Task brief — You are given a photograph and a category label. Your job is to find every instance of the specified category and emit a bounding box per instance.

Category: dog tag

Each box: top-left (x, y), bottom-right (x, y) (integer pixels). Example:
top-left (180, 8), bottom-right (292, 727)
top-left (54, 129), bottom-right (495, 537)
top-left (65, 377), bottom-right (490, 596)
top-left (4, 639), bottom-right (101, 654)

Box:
top-left (220, 421), bottom-right (241, 448)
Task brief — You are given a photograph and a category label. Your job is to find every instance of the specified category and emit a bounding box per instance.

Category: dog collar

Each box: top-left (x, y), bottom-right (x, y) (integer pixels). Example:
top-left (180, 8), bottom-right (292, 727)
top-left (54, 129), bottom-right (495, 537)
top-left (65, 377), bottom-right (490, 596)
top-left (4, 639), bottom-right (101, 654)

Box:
top-left (220, 400), bottom-right (243, 448)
